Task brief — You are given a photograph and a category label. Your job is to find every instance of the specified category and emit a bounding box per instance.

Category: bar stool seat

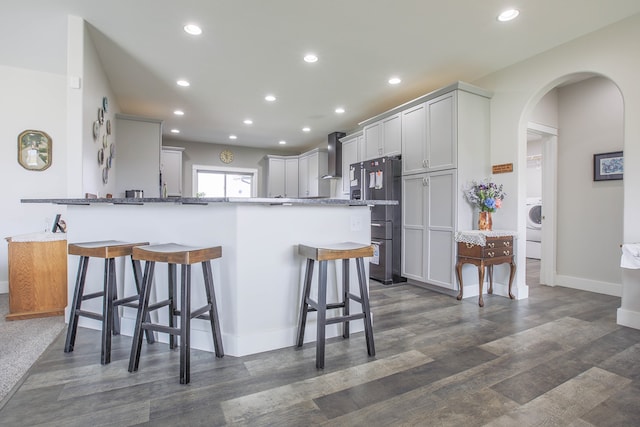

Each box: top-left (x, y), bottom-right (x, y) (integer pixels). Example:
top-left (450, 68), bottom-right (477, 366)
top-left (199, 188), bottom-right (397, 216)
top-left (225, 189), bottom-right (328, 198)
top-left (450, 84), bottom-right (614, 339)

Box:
top-left (128, 243), bottom-right (224, 384)
top-left (296, 242), bottom-right (375, 369)
top-left (64, 240), bottom-right (152, 365)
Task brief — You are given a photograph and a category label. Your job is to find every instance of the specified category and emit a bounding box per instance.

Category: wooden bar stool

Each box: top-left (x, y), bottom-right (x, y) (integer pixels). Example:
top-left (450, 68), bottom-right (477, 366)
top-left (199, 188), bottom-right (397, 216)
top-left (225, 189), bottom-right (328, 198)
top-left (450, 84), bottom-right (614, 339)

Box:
top-left (128, 243), bottom-right (224, 385)
top-left (64, 240), bottom-right (153, 365)
top-left (297, 242), bottom-right (375, 369)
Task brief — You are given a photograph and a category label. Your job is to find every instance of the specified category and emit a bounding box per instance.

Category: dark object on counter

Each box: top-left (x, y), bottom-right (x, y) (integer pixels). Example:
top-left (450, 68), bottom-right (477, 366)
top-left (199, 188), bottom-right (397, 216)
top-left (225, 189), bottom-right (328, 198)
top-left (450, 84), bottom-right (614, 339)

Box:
top-left (125, 190), bottom-right (144, 198)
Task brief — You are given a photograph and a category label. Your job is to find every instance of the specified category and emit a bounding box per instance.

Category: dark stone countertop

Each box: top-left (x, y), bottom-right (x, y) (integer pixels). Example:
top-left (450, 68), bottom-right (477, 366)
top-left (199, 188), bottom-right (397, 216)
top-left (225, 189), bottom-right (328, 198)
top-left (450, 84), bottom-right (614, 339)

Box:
top-left (21, 197), bottom-right (398, 206)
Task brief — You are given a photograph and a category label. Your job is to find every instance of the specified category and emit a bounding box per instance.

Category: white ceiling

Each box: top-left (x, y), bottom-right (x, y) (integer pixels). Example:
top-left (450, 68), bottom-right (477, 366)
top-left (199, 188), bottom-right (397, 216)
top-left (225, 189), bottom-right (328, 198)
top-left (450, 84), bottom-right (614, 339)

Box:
top-left (3, 1), bottom-right (640, 151)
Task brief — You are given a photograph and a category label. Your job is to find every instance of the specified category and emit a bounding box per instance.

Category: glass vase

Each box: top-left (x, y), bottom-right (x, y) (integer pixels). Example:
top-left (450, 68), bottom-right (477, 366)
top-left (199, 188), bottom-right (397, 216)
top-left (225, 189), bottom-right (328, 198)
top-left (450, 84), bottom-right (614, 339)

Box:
top-left (478, 211), bottom-right (492, 231)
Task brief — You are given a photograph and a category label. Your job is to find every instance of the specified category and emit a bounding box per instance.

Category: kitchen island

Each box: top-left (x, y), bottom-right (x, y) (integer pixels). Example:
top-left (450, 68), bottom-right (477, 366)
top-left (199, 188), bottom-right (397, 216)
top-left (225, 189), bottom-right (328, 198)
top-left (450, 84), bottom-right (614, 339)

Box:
top-left (22, 197), bottom-right (394, 356)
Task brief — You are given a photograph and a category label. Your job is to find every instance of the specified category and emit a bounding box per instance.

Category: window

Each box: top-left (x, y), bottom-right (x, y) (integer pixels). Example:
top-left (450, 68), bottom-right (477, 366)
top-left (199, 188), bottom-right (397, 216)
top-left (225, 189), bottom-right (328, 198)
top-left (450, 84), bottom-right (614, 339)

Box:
top-left (192, 165), bottom-right (257, 198)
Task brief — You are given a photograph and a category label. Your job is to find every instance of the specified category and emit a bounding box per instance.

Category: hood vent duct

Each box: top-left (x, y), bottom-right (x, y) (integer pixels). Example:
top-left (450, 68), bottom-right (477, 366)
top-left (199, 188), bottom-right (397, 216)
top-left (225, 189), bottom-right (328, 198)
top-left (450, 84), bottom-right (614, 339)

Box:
top-left (323, 131), bottom-right (346, 179)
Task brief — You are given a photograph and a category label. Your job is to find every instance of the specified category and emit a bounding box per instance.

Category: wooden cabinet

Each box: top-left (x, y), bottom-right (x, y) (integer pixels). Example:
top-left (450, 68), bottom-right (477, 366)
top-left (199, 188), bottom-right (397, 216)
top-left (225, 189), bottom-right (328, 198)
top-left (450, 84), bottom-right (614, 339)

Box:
top-left (161, 146), bottom-right (184, 196)
top-left (5, 235), bottom-right (67, 320)
top-left (362, 113), bottom-right (401, 160)
top-left (265, 156), bottom-right (299, 198)
top-left (298, 149), bottom-right (329, 198)
top-left (455, 234), bottom-right (516, 307)
top-left (115, 114), bottom-right (163, 198)
top-left (340, 131), bottom-right (364, 195)
top-left (401, 170), bottom-right (456, 289)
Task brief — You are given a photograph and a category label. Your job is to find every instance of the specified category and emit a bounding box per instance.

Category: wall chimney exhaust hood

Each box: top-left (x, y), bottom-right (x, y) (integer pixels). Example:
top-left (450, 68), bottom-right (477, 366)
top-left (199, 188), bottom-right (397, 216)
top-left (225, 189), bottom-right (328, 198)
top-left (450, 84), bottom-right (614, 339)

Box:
top-left (322, 131), bottom-right (346, 179)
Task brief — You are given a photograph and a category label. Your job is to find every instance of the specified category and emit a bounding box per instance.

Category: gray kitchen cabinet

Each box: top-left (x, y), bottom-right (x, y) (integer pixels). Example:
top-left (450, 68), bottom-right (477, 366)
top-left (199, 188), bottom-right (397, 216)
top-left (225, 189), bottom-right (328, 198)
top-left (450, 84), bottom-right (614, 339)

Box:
top-left (401, 170), bottom-right (456, 289)
top-left (115, 114), bottom-right (163, 198)
top-left (265, 155), bottom-right (299, 198)
top-left (161, 146), bottom-right (184, 196)
top-left (340, 131), bottom-right (363, 195)
top-left (298, 148), bottom-right (328, 198)
top-left (362, 112), bottom-right (401, 160)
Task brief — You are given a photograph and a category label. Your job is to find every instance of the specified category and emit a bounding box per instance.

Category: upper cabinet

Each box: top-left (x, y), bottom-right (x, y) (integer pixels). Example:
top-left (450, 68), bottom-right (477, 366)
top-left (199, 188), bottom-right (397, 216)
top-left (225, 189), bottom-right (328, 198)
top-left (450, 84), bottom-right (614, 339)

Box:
top-left (265, 155), bottom-right (299, 198)
top-left (115, 114), bottom-right (163, 198)
top-left (340, 131), bottom-right (364, 195)
top-left (161, 146), bottom-right (184, 197)
top-left (299, 148), bottom-right (329, 198)
top-left (362, 112), bottom-right (401, 160)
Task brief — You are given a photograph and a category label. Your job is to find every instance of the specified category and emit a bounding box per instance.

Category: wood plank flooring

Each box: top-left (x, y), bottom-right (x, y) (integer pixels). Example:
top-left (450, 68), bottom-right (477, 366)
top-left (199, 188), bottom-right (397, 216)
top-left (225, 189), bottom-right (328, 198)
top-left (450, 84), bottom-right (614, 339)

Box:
top-left (1, 260), bottom-right (639, 426)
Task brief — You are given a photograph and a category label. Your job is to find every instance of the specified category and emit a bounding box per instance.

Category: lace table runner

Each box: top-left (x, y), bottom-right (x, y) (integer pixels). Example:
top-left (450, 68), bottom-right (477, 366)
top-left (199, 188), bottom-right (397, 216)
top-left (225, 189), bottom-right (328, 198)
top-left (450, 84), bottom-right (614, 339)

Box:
top-left (455, 230), bottom-right (518, 247)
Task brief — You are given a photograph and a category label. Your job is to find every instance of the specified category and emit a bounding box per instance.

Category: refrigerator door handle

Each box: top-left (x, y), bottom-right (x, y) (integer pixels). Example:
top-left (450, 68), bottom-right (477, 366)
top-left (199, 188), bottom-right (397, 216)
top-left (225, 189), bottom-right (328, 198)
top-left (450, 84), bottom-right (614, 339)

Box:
top-left (371, 223), bottom-right (383, 227)
top-left (371, 240), bottom-right (383, 245)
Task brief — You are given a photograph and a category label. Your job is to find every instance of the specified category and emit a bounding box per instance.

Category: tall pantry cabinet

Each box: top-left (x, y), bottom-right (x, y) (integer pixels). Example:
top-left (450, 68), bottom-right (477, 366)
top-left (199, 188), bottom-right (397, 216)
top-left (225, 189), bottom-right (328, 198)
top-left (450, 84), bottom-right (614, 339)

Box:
top-left (400, 83), bottom-right (491, 291)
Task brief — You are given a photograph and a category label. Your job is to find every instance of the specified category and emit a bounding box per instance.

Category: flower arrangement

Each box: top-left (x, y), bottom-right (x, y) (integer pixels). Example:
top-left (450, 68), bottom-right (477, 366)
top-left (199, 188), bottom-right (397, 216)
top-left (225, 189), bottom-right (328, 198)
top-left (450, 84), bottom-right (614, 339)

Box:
top-left (464, 178), bottom-right (506, 213)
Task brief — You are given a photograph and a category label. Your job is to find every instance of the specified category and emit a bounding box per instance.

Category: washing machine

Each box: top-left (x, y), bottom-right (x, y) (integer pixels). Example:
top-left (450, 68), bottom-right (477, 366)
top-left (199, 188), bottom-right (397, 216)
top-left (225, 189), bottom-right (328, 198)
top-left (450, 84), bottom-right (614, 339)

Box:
top-left (526, 197), bottom-right (542, 259)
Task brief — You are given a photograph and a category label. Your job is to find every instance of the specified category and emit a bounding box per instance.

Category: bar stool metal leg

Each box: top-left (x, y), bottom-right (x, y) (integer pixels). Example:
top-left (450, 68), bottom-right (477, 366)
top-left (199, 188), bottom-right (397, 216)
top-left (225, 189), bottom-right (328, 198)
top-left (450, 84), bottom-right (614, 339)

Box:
top-left (296, 259), bottom-right (314, 347)
top-left (64, 256), bottom-right (89, 353)
top-left (202, 260), bottom-right (224, 357)
top-left (342, 259), bottom-right (350, 339)
top-left (129, 260), bottom-right (155, 372)
top-left (356, 257), bottom-right (375, 357)
top-left (131, 258), bottom-right (155, 344)
top-left (315, 260), bottom-right (328, 369)
top-left (168, 263), bottom-right (178, 349)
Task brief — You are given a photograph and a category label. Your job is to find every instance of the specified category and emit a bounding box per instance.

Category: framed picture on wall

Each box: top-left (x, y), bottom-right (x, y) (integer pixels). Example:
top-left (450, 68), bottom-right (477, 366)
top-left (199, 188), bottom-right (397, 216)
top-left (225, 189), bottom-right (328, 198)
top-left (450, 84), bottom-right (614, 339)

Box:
top-left (593, 151), bottom-right (623, 181)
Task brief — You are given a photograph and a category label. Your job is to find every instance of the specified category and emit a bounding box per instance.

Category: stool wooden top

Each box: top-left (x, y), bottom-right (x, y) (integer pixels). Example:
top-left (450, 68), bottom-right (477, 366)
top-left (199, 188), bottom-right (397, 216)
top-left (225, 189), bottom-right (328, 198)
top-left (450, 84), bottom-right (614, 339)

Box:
top-left (132, 244), bottom-right (222, 265)
top-left (298, 242), bottom-right (374, 261)
top-left (68, 240), bottom-right (149, 258)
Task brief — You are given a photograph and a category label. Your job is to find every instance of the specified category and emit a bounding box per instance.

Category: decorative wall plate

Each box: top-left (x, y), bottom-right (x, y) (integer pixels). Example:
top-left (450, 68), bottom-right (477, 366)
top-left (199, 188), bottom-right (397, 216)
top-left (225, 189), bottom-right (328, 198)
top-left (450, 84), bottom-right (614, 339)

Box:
top-left (93, 120), bottom-right (100, 140)
top-left (106, 156), bottom-right (112, 169)
top-left (103, 135), bottom-right (107, 149)
top-left (98, 148), bottom-right (104, 165)
top-left (102, 167), bottom-right (108, 184)
top-left (110, 143), bottom-right (115, 157)
top-left (98, 107), bottom-right (104, 124)
top-left (106, 119), bottom-right (111, 135)
top-left (102, 96), bottom-right (109, 113)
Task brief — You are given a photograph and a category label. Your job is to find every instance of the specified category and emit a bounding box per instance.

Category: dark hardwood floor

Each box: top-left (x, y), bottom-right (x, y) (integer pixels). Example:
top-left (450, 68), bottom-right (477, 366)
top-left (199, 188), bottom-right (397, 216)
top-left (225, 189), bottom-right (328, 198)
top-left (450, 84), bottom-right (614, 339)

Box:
top-left (1, 259), bottom-right (639, 426)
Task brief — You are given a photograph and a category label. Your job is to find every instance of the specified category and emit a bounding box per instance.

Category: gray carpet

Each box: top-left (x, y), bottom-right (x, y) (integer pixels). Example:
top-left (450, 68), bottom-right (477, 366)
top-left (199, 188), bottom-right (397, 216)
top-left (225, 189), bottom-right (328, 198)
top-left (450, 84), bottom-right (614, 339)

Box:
top-left (0, 294), bottom-right (65, 403)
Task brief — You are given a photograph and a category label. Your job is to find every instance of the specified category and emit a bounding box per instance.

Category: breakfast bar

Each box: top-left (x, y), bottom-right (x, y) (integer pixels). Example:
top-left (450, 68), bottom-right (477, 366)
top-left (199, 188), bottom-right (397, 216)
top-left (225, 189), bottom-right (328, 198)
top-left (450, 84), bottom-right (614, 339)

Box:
top-left (22, 197), bottom-right (394, 357)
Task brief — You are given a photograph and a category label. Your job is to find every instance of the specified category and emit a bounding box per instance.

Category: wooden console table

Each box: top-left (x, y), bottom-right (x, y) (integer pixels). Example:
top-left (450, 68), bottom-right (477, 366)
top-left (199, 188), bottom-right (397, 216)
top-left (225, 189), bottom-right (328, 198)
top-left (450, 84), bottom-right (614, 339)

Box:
top-left (5, 233), bottom-right (67, 320)
top-left (455, 230), bottom-right (517, 307)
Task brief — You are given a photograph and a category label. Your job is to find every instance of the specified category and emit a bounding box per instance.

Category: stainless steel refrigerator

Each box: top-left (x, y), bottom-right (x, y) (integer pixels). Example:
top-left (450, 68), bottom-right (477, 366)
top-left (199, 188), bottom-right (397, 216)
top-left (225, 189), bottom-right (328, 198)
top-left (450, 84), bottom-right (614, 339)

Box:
top-left (349, 156), bottom-right (404, 285)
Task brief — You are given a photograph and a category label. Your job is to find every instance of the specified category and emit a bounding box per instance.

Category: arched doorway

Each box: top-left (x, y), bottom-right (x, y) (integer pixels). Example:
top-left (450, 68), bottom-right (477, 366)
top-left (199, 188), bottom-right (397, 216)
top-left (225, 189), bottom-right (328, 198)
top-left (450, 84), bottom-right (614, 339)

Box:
top-left (522, 74), bottom-right (624, 295)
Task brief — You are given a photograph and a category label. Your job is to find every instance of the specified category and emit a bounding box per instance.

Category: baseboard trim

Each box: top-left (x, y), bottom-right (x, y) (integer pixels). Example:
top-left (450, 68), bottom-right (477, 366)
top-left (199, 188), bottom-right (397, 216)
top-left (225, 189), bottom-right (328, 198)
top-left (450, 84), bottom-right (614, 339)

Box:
top-left (554, 274), bottom-right (621, 297)
top-left (617, 308), bottom-right (640, 330)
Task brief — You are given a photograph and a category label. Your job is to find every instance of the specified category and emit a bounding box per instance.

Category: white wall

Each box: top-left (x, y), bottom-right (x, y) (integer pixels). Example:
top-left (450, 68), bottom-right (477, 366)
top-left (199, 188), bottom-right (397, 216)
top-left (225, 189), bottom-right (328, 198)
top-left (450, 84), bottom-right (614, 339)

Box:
top-left (0, 66), bottom-right (68, 292)
top-left (556, 77), bottom-right (623, 285)
top-left (474, 12), bottom-right (640, 324)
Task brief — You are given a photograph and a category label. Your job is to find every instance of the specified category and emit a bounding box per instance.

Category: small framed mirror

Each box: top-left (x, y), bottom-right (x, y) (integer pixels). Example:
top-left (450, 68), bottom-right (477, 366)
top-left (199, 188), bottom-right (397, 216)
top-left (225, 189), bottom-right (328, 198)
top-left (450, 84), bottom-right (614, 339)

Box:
top-left (18, 129), bottom-right (52, 171)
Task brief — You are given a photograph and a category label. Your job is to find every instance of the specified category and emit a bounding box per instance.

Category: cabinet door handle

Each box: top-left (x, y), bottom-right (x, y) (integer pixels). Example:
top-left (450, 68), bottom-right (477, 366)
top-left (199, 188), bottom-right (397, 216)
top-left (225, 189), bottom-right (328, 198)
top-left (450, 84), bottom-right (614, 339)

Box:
top-left (465, 243), bottom-right (475, 248)
top-left (503, 241), bottom-right (510, 247)
top-left (488, 242), bottom-right (495, 248)
top-left (422, 159), bottom-right (427, 168)
top-left (422, 177), bottom-right (429, 186)
top-left (487, 251), bottom-right (495, 257)
top-left (503, 250), bottom-right (511, 256)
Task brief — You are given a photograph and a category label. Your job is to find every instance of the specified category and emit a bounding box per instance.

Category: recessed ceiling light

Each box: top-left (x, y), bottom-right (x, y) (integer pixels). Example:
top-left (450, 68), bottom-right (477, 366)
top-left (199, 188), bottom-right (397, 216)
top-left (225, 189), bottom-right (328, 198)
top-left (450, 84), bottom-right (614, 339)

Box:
top-left (302, 127), bottom-right (311, 132)
top-left (303, 54), bottom-right (318, 63)
top-left (170, 129), bottom-right (180, 134)
top-left (174, 110), bottom-right (184, 116)
top-left (265, 94), bottom-right (276, 102)
top-left (229, 135), bottom-right (237, 140)
top-left (279, 140), bottom-right (287, 145)
top-left (184, 24), bottom-right (202, 35)
top-left (243, 119), bottom-right (253, 125)
top-left (498, 9), bottom-right (519, 22)
top-left (335, 107), bottom-right (345, 114)
top-left (176, 79), bottom-right (190, 87)
top-left (388, 77), bottom-right (402, 85)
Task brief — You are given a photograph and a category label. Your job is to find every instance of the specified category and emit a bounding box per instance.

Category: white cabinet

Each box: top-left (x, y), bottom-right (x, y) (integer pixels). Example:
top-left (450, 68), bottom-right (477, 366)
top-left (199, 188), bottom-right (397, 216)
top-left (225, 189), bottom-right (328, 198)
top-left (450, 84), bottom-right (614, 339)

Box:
top-left (115, 114), bottom-right (163, 198)
top-left (362, 113), bottom-right (401, 160)
top-left (340, 131), bottom-right (363, 195)
top-left (298, 149), bottom-right (329, 198)
top-left (401, 170), bottom-right (456, 289)
top-left (265, 156), bottom-right (299, 198)
top-left (285, 158), bottom-right (299, 197)
top-left (401, 102), bottom-right (427, 175)
top-left (161, 147), bottom-right (184, 196)
top-left (400, 84), bottom-right (491, 292)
